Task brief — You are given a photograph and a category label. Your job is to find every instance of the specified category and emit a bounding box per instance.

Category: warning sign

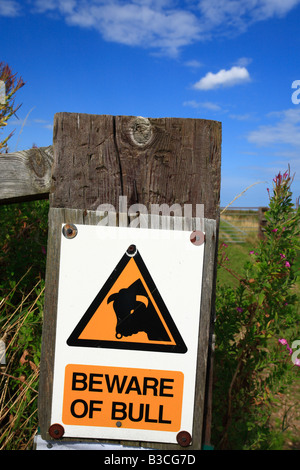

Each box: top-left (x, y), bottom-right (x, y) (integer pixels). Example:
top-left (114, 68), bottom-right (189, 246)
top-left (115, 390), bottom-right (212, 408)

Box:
top-left (62, 364), bottom-right (184, 432)
top-left (67, 245), bottom-right (187, 353)
top-left (50, 223), bottom-right (205, 444)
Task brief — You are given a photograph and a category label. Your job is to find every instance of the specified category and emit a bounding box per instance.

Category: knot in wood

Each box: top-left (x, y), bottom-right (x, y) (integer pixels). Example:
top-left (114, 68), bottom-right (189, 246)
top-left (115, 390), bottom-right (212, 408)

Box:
top-left (26, 146), bottom-right (53, 191)
top-left (129, 116), bottom-right (152, 146)
top-left (28, 148), bottom-right (46, 178)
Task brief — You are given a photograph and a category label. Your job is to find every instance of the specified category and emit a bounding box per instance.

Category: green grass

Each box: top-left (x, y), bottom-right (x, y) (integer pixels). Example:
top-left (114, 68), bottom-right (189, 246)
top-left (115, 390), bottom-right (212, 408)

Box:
top-left (217, 239), bottom-right (257, 287)
top-left (217, 233), bottom-right (300, 292)
top-left (0, 273), bottom-right (44, 450)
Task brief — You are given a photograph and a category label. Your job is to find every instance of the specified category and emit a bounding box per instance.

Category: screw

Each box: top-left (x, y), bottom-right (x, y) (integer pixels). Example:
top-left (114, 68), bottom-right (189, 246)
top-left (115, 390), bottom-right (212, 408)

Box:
top-left (48, 423), bottom-right (65, 439)
top-left (62, 223), bottom-right (78, 239)
top-left (116, 421), bottom-right (122, 427)
top-left (127, 244), bottom-right (137, 256)
top-left (176, 430), bottom-right (192, 447)
top-left (190, 230), bottom-right (205, 246)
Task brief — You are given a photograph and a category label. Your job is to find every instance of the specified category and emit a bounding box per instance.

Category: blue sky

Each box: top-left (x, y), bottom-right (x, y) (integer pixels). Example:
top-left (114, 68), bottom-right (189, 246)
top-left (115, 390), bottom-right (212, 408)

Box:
top-left (1, 0), bottom-right (300, 207)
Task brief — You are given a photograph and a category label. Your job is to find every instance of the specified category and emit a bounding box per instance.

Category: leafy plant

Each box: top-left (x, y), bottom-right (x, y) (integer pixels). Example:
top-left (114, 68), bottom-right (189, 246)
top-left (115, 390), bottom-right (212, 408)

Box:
top-left (0, 62), bottom-right (25, 153)
top-left (212, 167), bottom-right (300, 449)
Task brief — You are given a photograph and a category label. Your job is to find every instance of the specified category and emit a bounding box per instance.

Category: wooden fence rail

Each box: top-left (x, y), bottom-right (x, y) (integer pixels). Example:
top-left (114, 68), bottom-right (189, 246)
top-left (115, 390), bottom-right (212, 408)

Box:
top-left (0, 145), bottom-right (53, 204)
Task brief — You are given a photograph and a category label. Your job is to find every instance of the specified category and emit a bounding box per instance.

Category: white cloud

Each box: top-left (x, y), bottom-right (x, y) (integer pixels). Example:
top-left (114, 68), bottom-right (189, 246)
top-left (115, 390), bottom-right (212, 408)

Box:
top-left (183, 100), bottom-right (222, 111)
top-left (24, 0), bottom-right (300, 55)
top-left (234, 57), bottom-right (253, 67)
top-left (229, 113), bottom-right (253, 121)
top-left (247, 108), bottom-right (300, 147)
top-left (197, 0), bottom-right (300, 32)
top-left (32, 1), bottom-right (202, 56)
top-left (0, 0), bottom-right (21, 16)
top-left (193, 66), bottom-right (250, 90)
top-left (184, 60), bottom-right (203, 68)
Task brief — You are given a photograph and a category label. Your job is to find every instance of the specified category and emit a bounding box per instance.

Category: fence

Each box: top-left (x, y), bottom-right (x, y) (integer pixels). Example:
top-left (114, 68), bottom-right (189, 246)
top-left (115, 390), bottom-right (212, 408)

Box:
top-left (220, 207), bottom-right (268, 243)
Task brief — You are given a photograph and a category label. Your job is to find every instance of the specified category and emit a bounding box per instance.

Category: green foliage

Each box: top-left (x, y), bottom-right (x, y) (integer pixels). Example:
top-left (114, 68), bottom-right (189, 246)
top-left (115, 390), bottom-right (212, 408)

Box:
top-left (212, 168), bottom-right (300, 450)
top-left (0, 277), bottom-right (44, 450)
top-left (0, 200), bottom-right (49, 294)
top-left (0, 200), bottom-right (47, 449)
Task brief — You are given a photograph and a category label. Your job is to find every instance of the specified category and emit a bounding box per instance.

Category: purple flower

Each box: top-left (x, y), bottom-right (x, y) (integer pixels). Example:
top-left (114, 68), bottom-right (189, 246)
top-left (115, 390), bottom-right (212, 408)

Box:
top-left (285, 261), bottom-right (291, 268)
top-left (278, 338), bottom-right (288, 345)
top-left (273, 172), bottom-right (282, 184)
top-left (287, 346), bottom-right (293, 355)
top-left (249, 250), bottom-right (255, 255)
top-left (272, 228), bottom-right (278, 232)
top-left (236, 307), bottom-right (243, 313)
top-left (280, 253), bottom-right (286, 259)
top-left (294, 358), bottom-right (300, 367)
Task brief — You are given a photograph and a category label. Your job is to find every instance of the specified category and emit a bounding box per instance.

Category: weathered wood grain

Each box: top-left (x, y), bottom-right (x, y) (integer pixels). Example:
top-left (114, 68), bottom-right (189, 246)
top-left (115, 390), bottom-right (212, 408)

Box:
top-left (51, 113), bottom-right (221, 219)
top-left (0, 146), bottom-right (53, 204)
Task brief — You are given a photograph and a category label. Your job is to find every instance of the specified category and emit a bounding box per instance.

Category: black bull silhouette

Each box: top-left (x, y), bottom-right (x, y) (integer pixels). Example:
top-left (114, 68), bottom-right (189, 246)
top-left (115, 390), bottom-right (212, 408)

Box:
top-left (107, 279), bottom-right (170, 341)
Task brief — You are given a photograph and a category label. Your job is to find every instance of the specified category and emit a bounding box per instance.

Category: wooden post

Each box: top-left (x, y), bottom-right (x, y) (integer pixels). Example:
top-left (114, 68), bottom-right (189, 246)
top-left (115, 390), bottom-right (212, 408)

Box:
top-left (50, 114), bottom-right (221, 219)
top-left (258, 206), bottom-right (268, 239)
top-left (38, 113), bottom-right (221, 450)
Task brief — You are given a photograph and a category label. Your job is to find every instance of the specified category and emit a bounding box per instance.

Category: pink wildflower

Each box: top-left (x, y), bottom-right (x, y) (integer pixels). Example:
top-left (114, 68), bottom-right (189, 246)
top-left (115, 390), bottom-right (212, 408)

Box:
top-left (278, 338), bottom-right (288, 345)
top-left (285, 261), bottom-right (291, 267)
top-left (236, 307), bottom-right (243, 313)
top-left (272, 228), bottom-right (278, 232)
top-left (249, 250), bottom-right (255, 255)
top-left (280, 253), bottom-right (286, 259)
top-left (287, 346), bottom-right (293, 355)
top-left (294, 358), bottom-right (300, 367)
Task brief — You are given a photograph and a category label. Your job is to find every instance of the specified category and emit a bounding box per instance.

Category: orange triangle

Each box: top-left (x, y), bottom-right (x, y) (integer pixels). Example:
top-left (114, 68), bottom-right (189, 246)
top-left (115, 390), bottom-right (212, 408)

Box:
top-left (67, 245), bottom-right (187, 353)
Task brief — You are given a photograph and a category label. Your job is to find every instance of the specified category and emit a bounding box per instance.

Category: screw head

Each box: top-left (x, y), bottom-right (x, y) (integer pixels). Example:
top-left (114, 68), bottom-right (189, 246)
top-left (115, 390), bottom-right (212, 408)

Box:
top-left (48, 423), bottom-right (65, 439)
top-left (62, 223), bottom-right (78, 239)
top-left (126, 244), bottom-right (137, 256)
top-left (190, 230), bottom-right (205, 246)
top-left (176, 430), bottom-right (192, 447)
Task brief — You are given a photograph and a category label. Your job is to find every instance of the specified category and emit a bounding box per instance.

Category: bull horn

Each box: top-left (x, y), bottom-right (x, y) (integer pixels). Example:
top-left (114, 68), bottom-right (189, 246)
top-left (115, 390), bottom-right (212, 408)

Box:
top-left (107, 293), bottom-right (118, 303)
top-left (136, 295), bottom-right (148, 308)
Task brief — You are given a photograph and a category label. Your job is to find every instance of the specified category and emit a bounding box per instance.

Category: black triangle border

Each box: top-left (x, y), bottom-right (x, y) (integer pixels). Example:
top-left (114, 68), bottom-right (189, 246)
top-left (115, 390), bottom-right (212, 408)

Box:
top-left (67, 247), bottom-right (187, 354)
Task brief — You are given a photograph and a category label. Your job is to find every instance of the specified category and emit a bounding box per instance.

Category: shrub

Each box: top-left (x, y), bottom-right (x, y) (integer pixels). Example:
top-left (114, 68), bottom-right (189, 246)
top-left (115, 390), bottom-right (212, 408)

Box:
top-left (212, 168), bottom-right (300, 449)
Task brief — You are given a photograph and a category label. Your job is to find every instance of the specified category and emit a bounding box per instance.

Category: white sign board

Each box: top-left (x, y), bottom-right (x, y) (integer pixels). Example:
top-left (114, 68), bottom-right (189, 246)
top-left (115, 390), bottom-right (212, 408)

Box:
top-left (50, 224), bottom-right (204, 445)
